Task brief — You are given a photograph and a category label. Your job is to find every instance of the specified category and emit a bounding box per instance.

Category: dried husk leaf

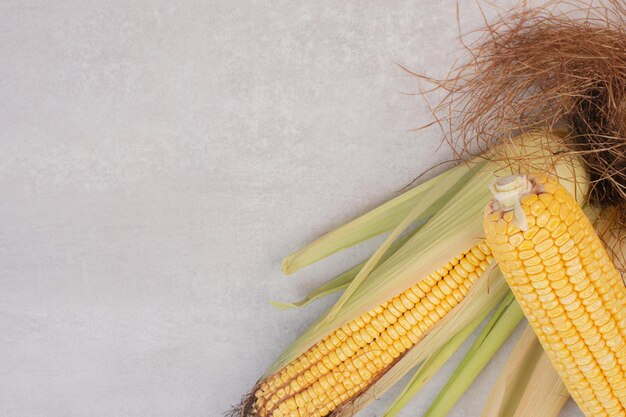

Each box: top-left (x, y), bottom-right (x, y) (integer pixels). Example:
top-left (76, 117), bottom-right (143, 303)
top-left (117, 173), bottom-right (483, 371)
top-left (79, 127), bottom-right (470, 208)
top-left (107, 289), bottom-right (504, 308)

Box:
top-left (423, 292), bottom-right (525, 417)
top-left (383, 300), bottom-right (493, 417)
top-left (481, 325), bottom-right (568, 417)
top-left (281, 162), bottom-right (470, 274)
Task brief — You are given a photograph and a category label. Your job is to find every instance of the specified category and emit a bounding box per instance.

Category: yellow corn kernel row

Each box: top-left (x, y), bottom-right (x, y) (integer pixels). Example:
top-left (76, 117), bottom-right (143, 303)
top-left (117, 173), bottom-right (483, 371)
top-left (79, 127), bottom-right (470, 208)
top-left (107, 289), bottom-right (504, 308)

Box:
top-left (252, 242), bottom-right (493, 417)
top-left (484, 174), bottom-right (626, 417)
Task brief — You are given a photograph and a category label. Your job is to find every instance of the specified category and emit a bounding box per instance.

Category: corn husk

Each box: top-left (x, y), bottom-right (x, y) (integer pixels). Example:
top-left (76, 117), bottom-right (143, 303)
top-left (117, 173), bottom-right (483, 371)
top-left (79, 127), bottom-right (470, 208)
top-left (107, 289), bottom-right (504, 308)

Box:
top-left (271, 232), bottom-right (417, 310)
top-left (423, 292), bottom-right (525, 417)
top-left (281, 161), bottom-right (472, 274)
top-left (481, 325), bottom-right (568, 417)
top-left (265, 158), bottom-right (490, 376)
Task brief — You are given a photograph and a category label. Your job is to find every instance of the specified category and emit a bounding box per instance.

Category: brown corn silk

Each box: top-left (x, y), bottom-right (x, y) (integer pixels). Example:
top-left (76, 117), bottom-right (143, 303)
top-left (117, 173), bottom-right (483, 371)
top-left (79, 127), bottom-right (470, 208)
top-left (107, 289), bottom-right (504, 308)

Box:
top-left (412, 1), bottom-right (626, 224)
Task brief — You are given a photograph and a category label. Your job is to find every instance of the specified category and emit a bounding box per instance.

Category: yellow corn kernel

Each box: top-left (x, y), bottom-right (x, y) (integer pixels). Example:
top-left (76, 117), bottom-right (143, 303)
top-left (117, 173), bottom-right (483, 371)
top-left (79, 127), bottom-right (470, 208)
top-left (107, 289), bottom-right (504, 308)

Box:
top-left (485, 174), bottom-right (626, 417)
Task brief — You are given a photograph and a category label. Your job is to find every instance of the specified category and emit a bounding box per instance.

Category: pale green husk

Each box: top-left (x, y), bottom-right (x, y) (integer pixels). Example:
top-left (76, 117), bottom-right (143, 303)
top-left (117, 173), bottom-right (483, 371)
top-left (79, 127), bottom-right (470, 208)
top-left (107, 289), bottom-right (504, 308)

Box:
top-left (281, 161), bottom-right (471, 274)
top-left (423, 292), bottom-right (524, 417)
top-left (271, 232), bottom-right (417, 310)
top-left (481, 325), bottom-right (568, 417)
top-left (265, 157), bottom-right (490, 376)
top-left (383, 296), bottom-right (494, 417)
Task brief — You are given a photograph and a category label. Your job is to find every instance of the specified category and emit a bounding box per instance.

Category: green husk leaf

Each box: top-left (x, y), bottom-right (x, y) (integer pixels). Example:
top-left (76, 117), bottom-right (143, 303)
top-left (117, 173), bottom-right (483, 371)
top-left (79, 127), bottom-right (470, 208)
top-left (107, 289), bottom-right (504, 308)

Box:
top-left (281, 161), bottom-right (473, 274)
top-left (422, 292), bottom-right (524, 417)
top-left (481, 325), bottom-right (568, 417)
top-left (274, 161), bottom-right (479, 310)
top-left (383, 300), bottom-right (493, 417)
top-left (268, 267), bottom-right (354, 310)
top-left (325, 158), bottom-right (486, 321)
top-left (270, 232), bottom-right (417, 310)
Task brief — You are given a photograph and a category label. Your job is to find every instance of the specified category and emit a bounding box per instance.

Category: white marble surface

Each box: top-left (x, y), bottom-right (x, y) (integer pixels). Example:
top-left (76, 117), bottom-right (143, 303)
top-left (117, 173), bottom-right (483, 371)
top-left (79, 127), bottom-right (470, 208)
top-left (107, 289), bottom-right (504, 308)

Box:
top-left (0, 1), bottom-right (583, 416)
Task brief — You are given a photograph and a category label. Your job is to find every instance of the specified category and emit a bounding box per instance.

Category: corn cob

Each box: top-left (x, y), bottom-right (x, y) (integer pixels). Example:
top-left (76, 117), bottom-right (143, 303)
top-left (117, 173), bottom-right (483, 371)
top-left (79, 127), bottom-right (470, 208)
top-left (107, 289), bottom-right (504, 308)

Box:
top-left (484, 174), bottom-right (626, 417)
top-left (252, 242), bottom-right (493, 417)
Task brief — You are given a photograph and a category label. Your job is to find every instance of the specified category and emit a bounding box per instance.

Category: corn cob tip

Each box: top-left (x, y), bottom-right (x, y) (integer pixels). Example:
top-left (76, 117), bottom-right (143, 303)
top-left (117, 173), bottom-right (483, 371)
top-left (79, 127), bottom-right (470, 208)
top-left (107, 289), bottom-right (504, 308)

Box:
top-left (489, 175), bottom-right (533, 231)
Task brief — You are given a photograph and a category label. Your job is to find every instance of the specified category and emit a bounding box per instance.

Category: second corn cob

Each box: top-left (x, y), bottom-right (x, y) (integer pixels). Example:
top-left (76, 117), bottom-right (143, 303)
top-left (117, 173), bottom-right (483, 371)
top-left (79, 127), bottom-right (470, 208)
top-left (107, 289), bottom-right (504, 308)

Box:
top-left (252, 242), bottom-right (493, 417)
top-left (484, 174), bottom-right (626, 417)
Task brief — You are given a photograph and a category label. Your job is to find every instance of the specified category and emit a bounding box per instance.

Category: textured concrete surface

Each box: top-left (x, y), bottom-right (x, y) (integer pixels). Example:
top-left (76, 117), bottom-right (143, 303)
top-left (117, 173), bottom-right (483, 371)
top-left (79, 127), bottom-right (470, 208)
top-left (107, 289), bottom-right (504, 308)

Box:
top-left (0, 1), bottom-right (582, 416)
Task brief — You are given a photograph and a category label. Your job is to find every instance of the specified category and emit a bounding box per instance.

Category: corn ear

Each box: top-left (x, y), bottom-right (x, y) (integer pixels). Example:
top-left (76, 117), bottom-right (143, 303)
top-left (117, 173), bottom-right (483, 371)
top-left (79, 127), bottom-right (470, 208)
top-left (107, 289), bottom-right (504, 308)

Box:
top-left (481, 204), bottom-right (597, 417)
top-left (254, 242), bottom-right (494, 417)
top-left (481, 206), bottom-right (596, 417)
top-left (271, 232), bottom-right (417, 310)
top-left (481, 324), bottom-right (568, 417)
top-left (484, 174), bottom-right (626, 416)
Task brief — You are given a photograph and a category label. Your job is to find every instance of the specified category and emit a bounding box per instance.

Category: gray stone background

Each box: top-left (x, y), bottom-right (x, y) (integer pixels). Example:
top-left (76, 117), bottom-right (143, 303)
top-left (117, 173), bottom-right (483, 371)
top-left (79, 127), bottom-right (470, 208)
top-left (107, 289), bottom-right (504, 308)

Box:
top-left (0, 1), bottom-right (583, 416)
